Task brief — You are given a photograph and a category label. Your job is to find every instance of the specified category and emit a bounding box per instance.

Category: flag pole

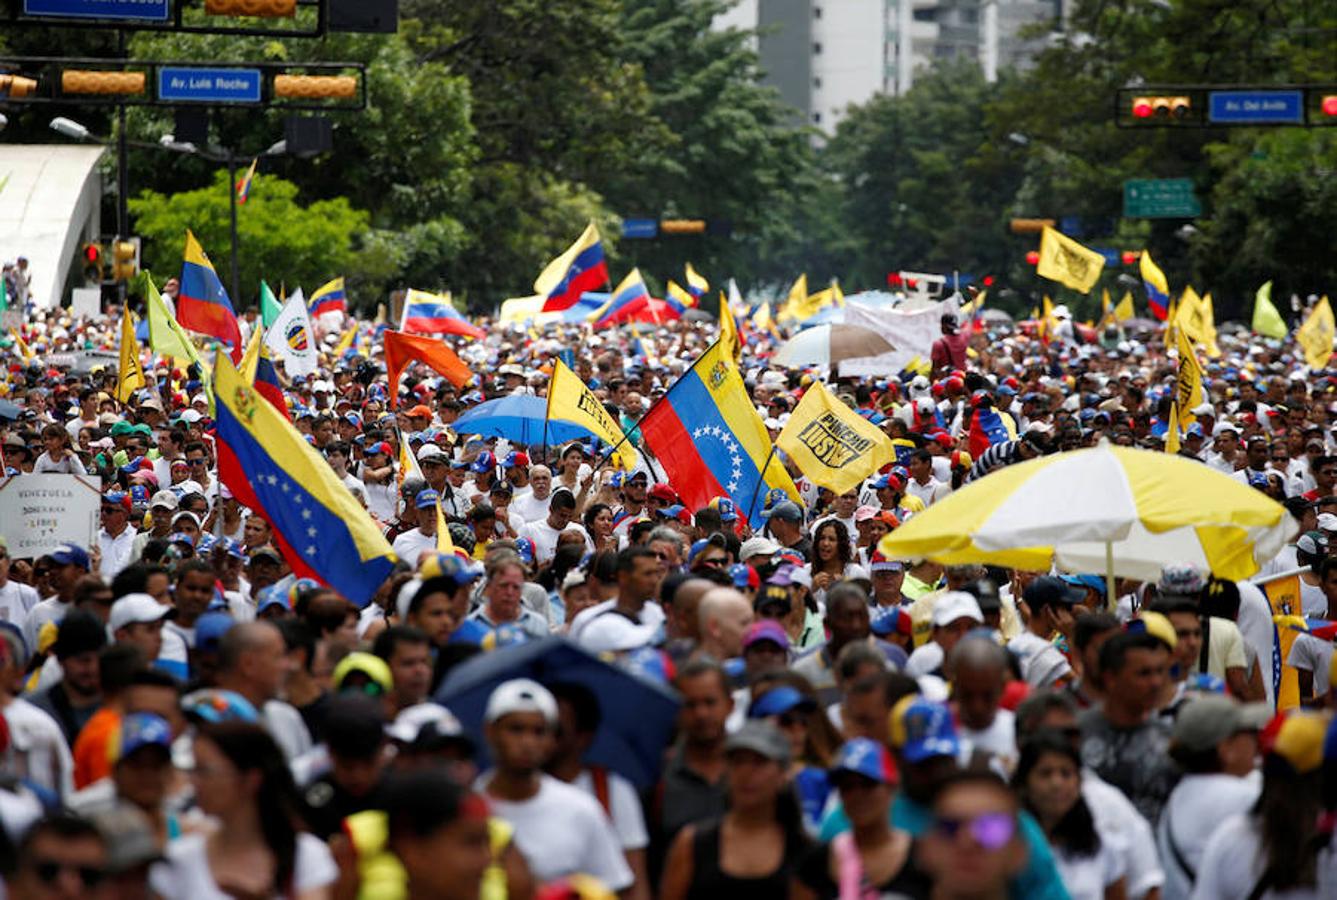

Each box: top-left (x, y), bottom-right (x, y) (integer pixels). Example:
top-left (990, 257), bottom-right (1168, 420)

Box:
top-left (744, 445), bottom-right (778, 525)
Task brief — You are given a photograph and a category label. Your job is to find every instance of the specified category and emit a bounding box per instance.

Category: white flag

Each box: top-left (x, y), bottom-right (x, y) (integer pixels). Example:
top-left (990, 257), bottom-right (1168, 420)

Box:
top-left (264, 288), bottom-right (317, 378)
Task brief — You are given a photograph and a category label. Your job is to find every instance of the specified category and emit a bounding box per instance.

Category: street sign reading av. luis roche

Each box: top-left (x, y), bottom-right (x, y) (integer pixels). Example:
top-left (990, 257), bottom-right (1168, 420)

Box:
top-left (24, 0), bottom-right (170, 21)
top-left (158, 67), bottom-right (262, 104)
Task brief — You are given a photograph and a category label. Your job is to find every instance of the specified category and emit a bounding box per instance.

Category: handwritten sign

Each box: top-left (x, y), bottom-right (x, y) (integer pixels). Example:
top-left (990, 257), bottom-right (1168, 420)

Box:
top-left (0, 474), bottom-right (101, 559)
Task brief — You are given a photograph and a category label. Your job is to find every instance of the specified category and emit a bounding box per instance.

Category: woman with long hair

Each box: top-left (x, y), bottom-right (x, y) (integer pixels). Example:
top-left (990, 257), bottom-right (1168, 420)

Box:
top-left (748, 673), bottom-right (843, 835)
top-left (808, 519), bottom-right (855, 605)
top-left (582, 502), bottom-right (618, 554)
top-left (1012, 731), bottom-right (1125, 900)
top-left (151, 721), bottom-right (336, 899)
top-left (792, 738), bottom-right (930, 899)
top-left (660, 720), bottom-right (810, 900)
top-left (1190, 711), bottom-right (1336, 899)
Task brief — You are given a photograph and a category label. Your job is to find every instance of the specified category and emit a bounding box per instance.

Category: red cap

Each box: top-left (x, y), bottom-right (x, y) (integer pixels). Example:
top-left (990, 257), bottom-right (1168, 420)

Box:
top-left (648, 484), bottom-right (679, 504)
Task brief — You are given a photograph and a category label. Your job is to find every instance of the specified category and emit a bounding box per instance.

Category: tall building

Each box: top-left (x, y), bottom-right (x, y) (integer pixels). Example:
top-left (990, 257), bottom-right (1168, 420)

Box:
top-left (714, 0), bottom-right (1062, 134)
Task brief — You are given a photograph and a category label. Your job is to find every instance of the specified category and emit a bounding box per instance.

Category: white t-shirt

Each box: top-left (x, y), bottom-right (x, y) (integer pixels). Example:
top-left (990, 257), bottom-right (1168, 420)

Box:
top-left (567, 599), bottom-right (665, 643)
top-left (905, 477), bottom-right (948, 507)
top-left (263, 700), bottom-right (313, 761)
top-left (1190, 811), bottom-right (1337, 900)
top-left (1, 698), bottom-right (74, 799)
top-left (99, 527), bottom-right (136, 580)
top-left (517, 519), bottom-right (592, 567)
top-left (1054, 840), bottom-right (1126, 900)
top-left (339, 472), bottom-right (368, 507)
top-left (510, 491), bottom-right (552, 525)
top-left (150, 831), bottom-right (337, 899)
top-left (1235, 581), bottom-right (1278, 707)
top-left (1299, 578), bottom-right (1328, 617)
top-left (359, 465), bottom-right (397, 523)
top-left (22, 597), bottom-right (70, 658)
top-left (1084, 772), bottom-right (1164, 900)
top-left (904, 642), bottom-right (944, 678)
top-left (391, 528), bottom-right (437, 566)
top-left (1286, 634), bottom-right (1333, 699)
top-left (572, 768), bottom-right (648, 850)
top-left (479, 773), bottom-right (633, 890)
top-left (960, 709), bottom-right (1017, 770)
top-left (1158, 772), bottom-right (1260, 900)
top-left (0, 580), bottom-right (39, 628)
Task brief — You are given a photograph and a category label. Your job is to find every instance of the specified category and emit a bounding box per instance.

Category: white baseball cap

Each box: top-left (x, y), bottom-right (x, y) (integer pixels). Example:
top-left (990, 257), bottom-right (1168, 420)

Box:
top-left (109, 593), bottom-right (172, 633)
top-left (484, 678), bottom-right (557, 725)
top-left (1317, 513), bottom-right (1337, 532)
top-left (148, 490), bottom-right (178, 511)
top-left (931, 591), bottom-right (984, 628)
top-left (416, 444), bottom-right (447, 462)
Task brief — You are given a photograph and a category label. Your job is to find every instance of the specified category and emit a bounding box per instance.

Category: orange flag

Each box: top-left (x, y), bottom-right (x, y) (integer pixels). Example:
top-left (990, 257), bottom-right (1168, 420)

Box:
top-left (384, 330), bottom-right (472, 408)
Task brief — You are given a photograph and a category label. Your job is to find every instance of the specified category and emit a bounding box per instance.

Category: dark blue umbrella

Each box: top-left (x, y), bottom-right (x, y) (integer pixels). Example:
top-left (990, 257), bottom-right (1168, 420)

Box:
top-left (434, 636), bottom-right (680, 787)
top-left (450, 395), bottom-right (595, 447)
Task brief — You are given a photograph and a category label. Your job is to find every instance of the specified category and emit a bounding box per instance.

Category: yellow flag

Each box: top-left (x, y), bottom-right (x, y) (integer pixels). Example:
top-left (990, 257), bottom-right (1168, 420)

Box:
top-left (1174, 328), bottom-right (1203, 423)
top-left (752, 299), bottom-right (779, 339)
top-left (332, 324), bottom-right (358, 358)
top-left (145, 275), bottom-right (203, 368)
top-left (719, 294), bottom-right (740, 359)
top-left (1114, 292), bottom-right (1134, 322)
top-left (1296, 296), bottom-right (1335, 370)
top-left (1252, 281), bottom-right (1287, 339)
top-left (436, 496), bottom-right (455, 554)
top-left (239, 322), bottom-right (263, 383)
top-left (116, 307), bottom-right (145, 403)
top-left (779, 274), bottom-right (808, 320)
top-left (1174, 286), bottom-right (1209, 346)
top-left (1036, 226), bottom-right (1105, 293)
top-left (1101, 288), bottom-right (1112, 317)
top-left (1200, 292), bottom-right (1221, 358)
top-left (1165, 402), bottom-right (1181, 454)
top-left (1038, 296), bottom-right (1055, 342)
top-left (776, 380), bottom-right (896, 495)
top-left (546, 359), bottom-right (634, 469)
top-left (10, 329), bottom-right (33, 363)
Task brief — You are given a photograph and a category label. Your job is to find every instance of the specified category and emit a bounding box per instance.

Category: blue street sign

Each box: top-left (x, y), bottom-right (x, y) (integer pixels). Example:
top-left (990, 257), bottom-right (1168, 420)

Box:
top-left (24, 0), bottom-right (170, 21)
top-left (620, 218), bottom-right (659, 240)
top-left (1208, 90), bottom-right (1303, 125)
top-left (158, 68), bottom-right (262, 104)
top-left (1093, 248), bottom-right (1121, 265)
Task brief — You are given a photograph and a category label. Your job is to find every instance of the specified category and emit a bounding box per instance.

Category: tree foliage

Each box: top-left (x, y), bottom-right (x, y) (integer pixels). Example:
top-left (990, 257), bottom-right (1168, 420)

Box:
top-left (129, 171), bottom-right (367, 305)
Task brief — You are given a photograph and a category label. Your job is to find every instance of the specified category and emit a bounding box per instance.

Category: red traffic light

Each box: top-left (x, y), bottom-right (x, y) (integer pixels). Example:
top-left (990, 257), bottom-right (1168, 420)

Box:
top-left (1025, 251), bottom-right (1040, 266)
top-left (982, 275), bottom-right (995, 287)
top-left (1121, 250), bottom-right (1139, 265)
top-left (1132, 98), bottom-right (1154, 119)
top-left (886, 273), bottom-right (903, 287)
top-left (1323, 95), bottom-right (1337, 117)
top-left (84, 244), bottom-right (101, 263)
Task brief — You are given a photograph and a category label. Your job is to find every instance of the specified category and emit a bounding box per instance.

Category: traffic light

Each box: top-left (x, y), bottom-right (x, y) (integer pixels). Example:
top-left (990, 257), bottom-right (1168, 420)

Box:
top-left (1131, 96), bottom-right (1191, 120)
top-left (1322, 95), bottom-right (1337, 118)
top-left (1025, 251), bottom-right (1040, 266)
top-left (273, 74), bottom-right (358, 100)
top-left (111, 239), bottom-right (140, 282)
top-left (61, 70), bottom-right (146, 96)
top-left (82, 243), bottom-right (106, 283)
top-left (204, 0), bottom-right (296, 16)
top-left (1121, 250), bottom-right (1140, 265)
top-left (1009, 218), bottom-right (1056, 235)
top-left (659, 219), bottom-right (707, 235)
top-left (0, 75), bottom-right (37, 99)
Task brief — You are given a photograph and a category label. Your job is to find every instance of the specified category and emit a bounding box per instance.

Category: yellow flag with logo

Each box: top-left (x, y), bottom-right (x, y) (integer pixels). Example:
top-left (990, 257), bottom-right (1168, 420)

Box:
top-left (116, 306), bottom-right (145, 403)
top-left (1296, 296), bottom-right (1334, 370)
top-left (1036, 226), bottom-right (1105, 293)
top-left (1174, 328), bottom-right (1203, 424)
top-left (776, 380), bottom-right (895, 495)
top-left (546, 358), bottom-right (634, 469)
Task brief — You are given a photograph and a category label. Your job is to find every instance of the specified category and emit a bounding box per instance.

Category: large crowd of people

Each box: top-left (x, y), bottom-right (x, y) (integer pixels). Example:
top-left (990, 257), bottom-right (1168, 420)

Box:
top-left (0, 294), bottom-right (1333, 900)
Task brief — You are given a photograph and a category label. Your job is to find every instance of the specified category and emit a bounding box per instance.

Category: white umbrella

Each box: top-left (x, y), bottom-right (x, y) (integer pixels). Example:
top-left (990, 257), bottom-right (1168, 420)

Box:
top-left (772, 324), bottom-right (894, 369)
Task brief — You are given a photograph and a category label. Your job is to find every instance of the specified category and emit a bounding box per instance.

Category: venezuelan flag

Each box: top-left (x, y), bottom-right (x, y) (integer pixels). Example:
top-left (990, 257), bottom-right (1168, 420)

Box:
top-left (308, 277), bottom-right (347, 317)
top-left (685, 263), bottom-right (709, 300)
top-left (1140, 251), bottom-right (1171, 321)
top-left (534, 222), bottom-right (609, 312)
top-left (593, 269), bottom-right (652, 328)
top-left (213, 353), bottom-right (395, 605)
top-left (400, 289), bottom-right (486, 339)
top-left (640, 340), bottom-right (799, 527)
top-left (178, 231), bottom-right (242, 358)
top-left (235, 158), bottom-right (258, 205)
top-left (968, 406), bottom-right (1018, 459)
top-left (664, 280), bottom-right (695, 315)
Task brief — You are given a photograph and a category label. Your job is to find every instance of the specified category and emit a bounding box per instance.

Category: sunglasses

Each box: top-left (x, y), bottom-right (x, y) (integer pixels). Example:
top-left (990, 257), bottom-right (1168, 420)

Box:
top-left (933, 812), bottom-right (1016, 850)
top-left (29, 859), bottom-right (105, 889)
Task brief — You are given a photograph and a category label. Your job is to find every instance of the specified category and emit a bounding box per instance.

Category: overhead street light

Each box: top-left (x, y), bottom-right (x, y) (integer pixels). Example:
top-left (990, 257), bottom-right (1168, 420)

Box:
top-left (50, 116), bottom-right (91, 141)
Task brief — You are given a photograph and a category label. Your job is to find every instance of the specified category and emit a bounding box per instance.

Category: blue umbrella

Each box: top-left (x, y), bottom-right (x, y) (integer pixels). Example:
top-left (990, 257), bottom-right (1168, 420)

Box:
top-left (434, 636), bottom-right (681, 787)
top-left (450, 395), bottom-right (594, 446)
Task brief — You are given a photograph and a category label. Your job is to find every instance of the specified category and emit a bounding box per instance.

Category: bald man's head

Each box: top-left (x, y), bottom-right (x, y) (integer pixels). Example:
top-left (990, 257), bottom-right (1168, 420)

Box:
top-left (698, 588), bottom-right (754, 659)
top-left (672, 578), bottom-right (714, 642)
top-left (216, 621), bottom-right (288, 704)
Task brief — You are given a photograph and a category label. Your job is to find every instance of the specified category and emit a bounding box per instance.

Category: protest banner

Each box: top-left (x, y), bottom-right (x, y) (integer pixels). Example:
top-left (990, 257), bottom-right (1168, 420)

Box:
top-left (0, 474), bottom-right (101, 559)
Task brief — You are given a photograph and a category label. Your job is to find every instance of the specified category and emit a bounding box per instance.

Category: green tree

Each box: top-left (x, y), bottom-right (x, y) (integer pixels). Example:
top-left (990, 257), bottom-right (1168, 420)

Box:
top-left (129, 171), bottom-right (368, 309)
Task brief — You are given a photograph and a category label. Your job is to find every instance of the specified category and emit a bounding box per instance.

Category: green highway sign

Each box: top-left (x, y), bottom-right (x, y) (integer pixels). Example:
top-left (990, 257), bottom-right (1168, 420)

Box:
top-left (1123, 178), bottom-right (1201, 219)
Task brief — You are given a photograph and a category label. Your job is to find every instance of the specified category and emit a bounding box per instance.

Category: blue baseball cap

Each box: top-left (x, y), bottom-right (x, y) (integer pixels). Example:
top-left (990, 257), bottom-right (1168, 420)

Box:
top-left (117, 712), bottom-right (173, 760)
top-left (513, 538), bottom-right (535, 566)
top-left (167, 532), bottom-right (195, 548)
top-left (181, 689), bottom-right (259, 724)
top-left (870, 606), bottom-right (912, 638)
top-left (49, 543), bottom-right (91, 570)
top-left (256, 584), bottom-right (291, 615)
top-left (194, 612), bottom-right (235, 652)
top-left (727, 563), bottom-right (759, 591)
top-left (761, 500), bottom-right (803, 523)
top-left (707, 496), bottom-right (737, 523)
top-left (471, 451), bottom-right (495, 474)
top-left (748, 685), bottom-right (813, 719)
top-left (415, 489), bottom-right (440, 510)
top-left (418, 552), bottom-right (485, 585)
top-left (892, 697), bottom-right (960, 764)
top-left (830, 737), bottom-right (899, 784)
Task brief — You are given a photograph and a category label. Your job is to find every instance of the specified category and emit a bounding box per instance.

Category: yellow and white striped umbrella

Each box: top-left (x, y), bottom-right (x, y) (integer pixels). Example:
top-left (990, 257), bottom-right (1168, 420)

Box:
top-left (878, 441), bottom-right (1295, 583)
